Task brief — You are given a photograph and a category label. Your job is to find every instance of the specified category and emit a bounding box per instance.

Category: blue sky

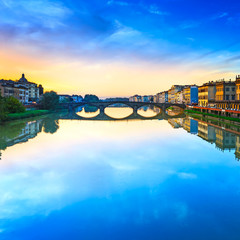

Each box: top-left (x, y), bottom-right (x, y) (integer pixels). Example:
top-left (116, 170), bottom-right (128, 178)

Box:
top-left (0, 0), bottom-right (240, 96)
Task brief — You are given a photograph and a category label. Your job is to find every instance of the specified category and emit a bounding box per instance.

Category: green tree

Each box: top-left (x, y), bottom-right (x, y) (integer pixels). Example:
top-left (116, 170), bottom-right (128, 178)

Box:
top-left (5, 96), bottom-right (25, 113)
top-left (0, 96), bottom-right (7, 122)
top-left (84, 94), bottom-right (99, 102)
top-left (40, 91), bottom-right (59, 110)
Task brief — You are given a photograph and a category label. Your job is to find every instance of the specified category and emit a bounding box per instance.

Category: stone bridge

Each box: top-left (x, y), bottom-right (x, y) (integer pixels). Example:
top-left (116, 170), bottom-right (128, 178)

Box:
top-left (63, 101), bottom-right (186, 113)
top-left (60, 101), bottom-right (186, 121)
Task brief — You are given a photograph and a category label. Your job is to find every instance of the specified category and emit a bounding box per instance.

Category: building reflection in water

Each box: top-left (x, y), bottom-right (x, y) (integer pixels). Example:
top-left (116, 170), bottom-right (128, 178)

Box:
top-left (1, 110), bottom-right (240, 161)
top-left (168, 117), bottom-right (240, 161)
top-left (0, 116), bottom-right (60, 159)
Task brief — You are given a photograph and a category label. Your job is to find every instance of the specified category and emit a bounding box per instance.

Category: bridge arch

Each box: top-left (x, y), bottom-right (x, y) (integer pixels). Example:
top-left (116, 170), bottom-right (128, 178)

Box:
top-left (66, 101), bottom-right (186, 118)
top-left (136, 104), bottom-right (163, 118)
top-left (104, 103), bottom-right (134, 119)
top-left (74, 103), bottom-right (101, 118)
top-left (164, 103), bottom-right (185, 117)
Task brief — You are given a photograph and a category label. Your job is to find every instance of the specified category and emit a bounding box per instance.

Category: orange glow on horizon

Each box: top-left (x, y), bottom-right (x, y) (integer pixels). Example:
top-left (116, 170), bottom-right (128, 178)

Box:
top-left (0, 44), bottom-right (238, 97)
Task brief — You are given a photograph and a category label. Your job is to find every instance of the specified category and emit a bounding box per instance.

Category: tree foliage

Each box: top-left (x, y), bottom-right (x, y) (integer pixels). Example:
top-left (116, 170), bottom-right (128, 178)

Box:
top-left (5, 96), bottom-right (25, 113)
top-left (0, 96), bottom-right (7, 121)
top-left (40, 91), bottom-right (59, 110)
top-left (84, 94), bottom-right (99, 102)
top-left (0, 96), bottom-right (25, 122)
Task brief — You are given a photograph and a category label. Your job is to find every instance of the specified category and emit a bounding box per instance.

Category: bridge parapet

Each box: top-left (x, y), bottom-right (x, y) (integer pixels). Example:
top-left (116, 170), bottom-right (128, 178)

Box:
top-left (62, 101), bottom-right (186, 113)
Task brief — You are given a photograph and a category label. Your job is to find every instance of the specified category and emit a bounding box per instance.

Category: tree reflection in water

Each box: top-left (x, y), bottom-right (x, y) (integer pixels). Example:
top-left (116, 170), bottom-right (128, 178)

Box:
top-left (0, 115), bottom-right (60, 154)
top-left (1, 112), bottom-right (240, 161)
top-left (76, 105), bottom-right (100, 118)
top-left (43, 117), bottom-right (60, 134)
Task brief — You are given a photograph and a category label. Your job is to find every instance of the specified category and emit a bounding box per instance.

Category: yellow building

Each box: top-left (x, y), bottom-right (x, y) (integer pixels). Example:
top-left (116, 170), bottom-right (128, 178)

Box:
top-left (153, 95), bottom-right (157, 103)
top-left (183, 86), bottom-right (191, 104)
top-left (215, 128), bottom-right (236, 150)
top-left (235, 136), bottom-right (240, 160)
top-left (215, 80), bottom-right (236, 109)
top-left (198, 122), bottom-right (216, 143)
top-left (236, 75), bottom-right (240, 101)
top-left (168, 85), bottom-right (185, 103)
top-left (198, 82), bottom-right (216, 107)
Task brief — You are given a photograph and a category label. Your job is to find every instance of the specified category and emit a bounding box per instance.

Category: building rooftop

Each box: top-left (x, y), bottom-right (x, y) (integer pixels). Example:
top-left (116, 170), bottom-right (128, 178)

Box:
top-left (18, 74), bottom-right (28, 83)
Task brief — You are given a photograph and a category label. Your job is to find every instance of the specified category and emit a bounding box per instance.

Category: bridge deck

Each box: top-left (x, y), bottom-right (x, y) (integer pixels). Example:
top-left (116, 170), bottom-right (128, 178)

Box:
top-left (61, 101), bottom-right (186, 112)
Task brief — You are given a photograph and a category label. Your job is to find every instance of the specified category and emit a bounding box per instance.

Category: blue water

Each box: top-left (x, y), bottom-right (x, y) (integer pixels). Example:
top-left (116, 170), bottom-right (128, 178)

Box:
top-left (0, 114), bottom-right (240, 239)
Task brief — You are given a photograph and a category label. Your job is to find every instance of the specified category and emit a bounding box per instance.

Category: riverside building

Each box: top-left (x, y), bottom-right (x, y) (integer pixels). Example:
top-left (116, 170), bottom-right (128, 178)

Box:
top-left (198, 82), bottom-right (216, 107)
top-left (168, 85), bottom-right (185, 103)
top-left (235, 75), bottom-right (240, 101)
top-left (18, 74), bottom-right (41, 102)
top-left (213, 80), bottom-right (236, 109)
top-left (183, 85), bottom-right (198, 105)
top-left (0, 74), bottom-right (43, 104)
top-left (0, 80), bottom-right (29, 103)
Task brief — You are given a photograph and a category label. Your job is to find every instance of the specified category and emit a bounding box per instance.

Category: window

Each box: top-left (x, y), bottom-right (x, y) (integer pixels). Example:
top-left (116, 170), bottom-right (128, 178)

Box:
top-left (226, 87), bottom-right (229, 91)
top-left (232, 87), bottom-right (235, 91)
top-left (232, 95), bottom-right (235, 100)
top-left (226, 95), bottom-right (229, 100)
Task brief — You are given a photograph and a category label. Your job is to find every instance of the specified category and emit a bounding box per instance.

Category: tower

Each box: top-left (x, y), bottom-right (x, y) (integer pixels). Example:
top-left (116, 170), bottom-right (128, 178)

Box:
top-left (19, 73), bottom-right (28, 83)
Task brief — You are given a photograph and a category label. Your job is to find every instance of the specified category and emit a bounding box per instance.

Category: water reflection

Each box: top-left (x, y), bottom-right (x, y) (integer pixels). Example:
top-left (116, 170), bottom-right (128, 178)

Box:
top-left (105, 105), bottom-right (133, 119)
top-left (166, 106), bottom-right (184, 117)
top-left (0, 115), bottom-right (59, 158)
top-left (1, 108), bottom-right (240, 239)
top-left (76, 105), bottom-right (100, 118)
top-left (137, 105), bottom-right (161, 117)
top-left (1, 110), bottom-right (240, 161)
top-left (168, 117), bottom-right (240, 160)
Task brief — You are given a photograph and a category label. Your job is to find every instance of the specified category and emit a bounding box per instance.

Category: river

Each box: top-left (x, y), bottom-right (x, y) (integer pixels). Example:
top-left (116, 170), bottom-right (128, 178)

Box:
top-left (0, 107), bottom-right (240, 240)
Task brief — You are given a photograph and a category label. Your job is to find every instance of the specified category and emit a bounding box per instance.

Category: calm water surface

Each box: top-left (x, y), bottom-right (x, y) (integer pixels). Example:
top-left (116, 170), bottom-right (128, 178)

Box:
top-left (0, 108), bottom-right (240, 240)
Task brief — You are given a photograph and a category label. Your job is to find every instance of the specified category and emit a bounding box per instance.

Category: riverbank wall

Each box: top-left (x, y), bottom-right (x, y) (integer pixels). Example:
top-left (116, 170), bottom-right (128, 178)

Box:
top-left (185, 107), bottom-right (240, 127)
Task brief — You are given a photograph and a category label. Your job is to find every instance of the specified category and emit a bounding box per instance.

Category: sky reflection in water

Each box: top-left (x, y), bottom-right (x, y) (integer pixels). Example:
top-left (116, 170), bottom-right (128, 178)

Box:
top-left (0, 109), bottom-right (240, 240)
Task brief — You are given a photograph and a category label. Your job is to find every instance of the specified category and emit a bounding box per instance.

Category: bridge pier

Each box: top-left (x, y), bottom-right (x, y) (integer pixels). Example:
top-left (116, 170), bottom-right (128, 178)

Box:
top-left (161, 106), bottom-right (166, 113)
top-left (99, 106), bottom-right (105, 114)
top-left (132, 106), bottom-right (138, 114)
top-left (68, 104), bottom-right (74, 113)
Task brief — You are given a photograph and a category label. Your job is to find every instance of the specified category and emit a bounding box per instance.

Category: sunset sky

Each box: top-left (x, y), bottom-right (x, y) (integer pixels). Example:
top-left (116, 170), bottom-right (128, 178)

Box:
top-left (0, 0), bottom-right (240, 97)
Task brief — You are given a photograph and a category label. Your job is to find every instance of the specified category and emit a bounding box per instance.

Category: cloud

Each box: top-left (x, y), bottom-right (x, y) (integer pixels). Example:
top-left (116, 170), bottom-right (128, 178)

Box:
top-left (174, 202), bottom-right (189, 221)
top-left (224, 55), bottom-right (240, 64)
top-left (187, 37), bottom-right (195, 42)
top-left (211, 12), bottom-right (229, 20)
top-left (1, 0), bottom-right (71, 17)
top-left (0, 0), bottom-right (239, 82)
top-left (148, 5), bottom-right (169, 16)
top-left (180, 12), bottom-right (228, 30)
top-left (0, 0), bottom-right (72, 29)
top-left (178, 172), bottom-right (197, 179)
top-left (227, 15), bottom-right (240, 26)
top-left (180, 21), bottom-right (200, 29)
top-left (0, 0), bottom-right (10, 7)
top-left (107, 0), bottom-right (129, 6)
top-left (107, 1), bottom-right (169, 16)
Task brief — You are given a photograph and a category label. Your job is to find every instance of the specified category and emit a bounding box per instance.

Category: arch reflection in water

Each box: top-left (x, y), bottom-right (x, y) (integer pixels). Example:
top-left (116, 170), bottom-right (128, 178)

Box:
top-left (76, 105), bottom-right (100, 118)
top-left (105, 104), bottom-right (133, 119)
top-left (137, 105), bottom-right (161, 118)
top-left (166, 106), bottom-right (184, 117)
